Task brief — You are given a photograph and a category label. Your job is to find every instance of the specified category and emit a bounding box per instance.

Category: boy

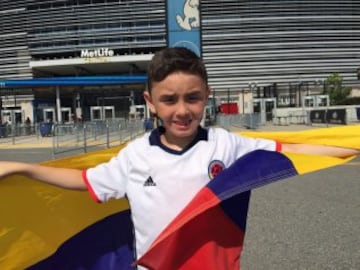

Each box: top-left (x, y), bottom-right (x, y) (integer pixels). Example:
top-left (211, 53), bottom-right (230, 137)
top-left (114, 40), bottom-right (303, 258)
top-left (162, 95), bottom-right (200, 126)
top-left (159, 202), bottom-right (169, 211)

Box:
top-left (0, 47), bottom-right (358, 269)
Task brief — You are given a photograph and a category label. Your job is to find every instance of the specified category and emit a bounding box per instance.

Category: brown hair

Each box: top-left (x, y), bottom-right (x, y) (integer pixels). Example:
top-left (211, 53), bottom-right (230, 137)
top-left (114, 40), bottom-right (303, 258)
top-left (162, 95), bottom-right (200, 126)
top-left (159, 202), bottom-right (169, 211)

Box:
top-left (147, 47), bottom-right (208, 92)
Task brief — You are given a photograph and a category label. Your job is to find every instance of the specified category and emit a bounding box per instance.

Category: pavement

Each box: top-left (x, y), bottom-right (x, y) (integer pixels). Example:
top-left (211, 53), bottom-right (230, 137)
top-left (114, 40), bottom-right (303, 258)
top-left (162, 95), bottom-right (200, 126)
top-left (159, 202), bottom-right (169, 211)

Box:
top-left (0, 123), bottom-right (359, 269)
top-left (0, 135), bottom-right (54, 149)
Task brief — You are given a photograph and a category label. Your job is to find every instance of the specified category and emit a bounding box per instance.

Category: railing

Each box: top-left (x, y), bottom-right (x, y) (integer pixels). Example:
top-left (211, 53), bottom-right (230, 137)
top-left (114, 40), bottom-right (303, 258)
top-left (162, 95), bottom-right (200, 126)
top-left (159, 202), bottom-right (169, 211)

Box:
top-left (0, 123), bottom-right (39, 145)
top-left (0, 114), bottom-right (262, 157)
top-left (216, 113), bottom-right (261, 130)
top-left (0, 119), bottom-right (145, 158)
top-left (52, 119), bottom-right (145, 156)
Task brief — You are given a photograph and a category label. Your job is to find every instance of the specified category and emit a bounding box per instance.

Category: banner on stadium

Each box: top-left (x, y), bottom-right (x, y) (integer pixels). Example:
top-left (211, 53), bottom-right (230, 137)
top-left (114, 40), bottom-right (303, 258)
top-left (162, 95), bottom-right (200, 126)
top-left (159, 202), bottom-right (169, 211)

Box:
top-left (166, 0), bottom-right (202, 56)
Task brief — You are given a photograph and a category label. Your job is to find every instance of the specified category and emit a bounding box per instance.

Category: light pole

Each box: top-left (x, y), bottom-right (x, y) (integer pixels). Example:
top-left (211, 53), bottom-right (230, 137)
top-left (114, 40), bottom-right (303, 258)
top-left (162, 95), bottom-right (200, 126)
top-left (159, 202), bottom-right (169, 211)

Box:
top-left (248, 81), bottom-right (258, 117)
top-left (248, 81), bottom-right (258, 111)
top-left (315, 79), bottom-right (323, 95)
top-left (248, 81), bottom-right (258, 95)
top-left (242, 88), bottom-right (245, 114)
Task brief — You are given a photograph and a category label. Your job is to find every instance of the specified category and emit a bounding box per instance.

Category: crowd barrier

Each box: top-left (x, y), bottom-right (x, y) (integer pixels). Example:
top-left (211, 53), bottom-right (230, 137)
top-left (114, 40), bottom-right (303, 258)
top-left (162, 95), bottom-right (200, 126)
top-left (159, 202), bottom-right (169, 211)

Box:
top-left (0, 119), bottom-right (145, 158)
top-left (52, 119), bottom-right (144, 156)
top-left (216, 113), bottom-right (261, 130)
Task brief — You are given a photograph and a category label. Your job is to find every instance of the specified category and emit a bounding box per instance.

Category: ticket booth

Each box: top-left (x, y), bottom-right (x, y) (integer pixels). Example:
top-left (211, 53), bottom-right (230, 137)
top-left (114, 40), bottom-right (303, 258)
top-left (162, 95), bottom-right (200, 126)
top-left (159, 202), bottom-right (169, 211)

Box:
top-left (253, 99), bottom-right (261, 114)
top-left (60, 107), bottom-right (72, 123)
top-left (103, 106), bottom-right (115, 120)
top-left (1, 109), bottom-right (23, 124)
top-left (264, 98), bottom-right (276, 121)
top-left (129, 105), bottom-right (148, 120)
top-left (302, 95), bottom-right (329, 108)
top-left (43, 108), bottom-right (55, 122)
top-left (315, 95), bottom-right (330, 107)
top-left (303, 96), bottom-right (315, 107)
top-left (90, 106), bottom-right (115, 121)
top-left (90, 106), bottom-right (102, 121)
top-left (253, 98), bottom-right (276, 124)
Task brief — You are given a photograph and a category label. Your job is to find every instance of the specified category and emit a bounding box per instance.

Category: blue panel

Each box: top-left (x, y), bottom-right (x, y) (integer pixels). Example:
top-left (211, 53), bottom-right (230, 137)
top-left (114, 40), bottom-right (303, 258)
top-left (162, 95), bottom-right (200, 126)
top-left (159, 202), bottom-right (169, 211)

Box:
top-left (167, 0), bottom-right (201, 56)
top-left (0, 75), bottom-right (147, 88)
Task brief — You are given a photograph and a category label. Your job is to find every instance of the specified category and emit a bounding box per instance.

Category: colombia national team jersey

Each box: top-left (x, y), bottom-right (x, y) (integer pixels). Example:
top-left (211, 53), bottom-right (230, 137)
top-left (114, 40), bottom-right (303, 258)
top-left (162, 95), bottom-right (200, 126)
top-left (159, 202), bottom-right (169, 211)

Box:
top-left (83, 126), bottom-right (279, 261)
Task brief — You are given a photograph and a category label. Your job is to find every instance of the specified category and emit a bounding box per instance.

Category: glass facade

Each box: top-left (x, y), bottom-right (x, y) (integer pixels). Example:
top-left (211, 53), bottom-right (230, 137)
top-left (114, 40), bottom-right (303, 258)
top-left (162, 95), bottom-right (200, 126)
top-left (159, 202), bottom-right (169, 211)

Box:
top-left (1, 0), bottom-right (360, 91)
top-left (0, 0), bottom-right (166, 79)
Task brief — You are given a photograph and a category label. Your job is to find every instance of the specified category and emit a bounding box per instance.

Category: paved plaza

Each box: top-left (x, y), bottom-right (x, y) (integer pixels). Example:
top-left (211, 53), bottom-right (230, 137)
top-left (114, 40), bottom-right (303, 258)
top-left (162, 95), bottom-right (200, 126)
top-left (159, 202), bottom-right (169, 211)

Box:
top-left (0, 123), bottom-right (359, 269)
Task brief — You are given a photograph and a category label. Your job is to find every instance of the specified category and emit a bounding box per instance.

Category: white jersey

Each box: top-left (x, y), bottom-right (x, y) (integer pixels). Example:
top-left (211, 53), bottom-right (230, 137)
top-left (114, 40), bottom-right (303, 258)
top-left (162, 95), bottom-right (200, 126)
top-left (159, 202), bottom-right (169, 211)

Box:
top-left (83, 126), bottom-right (279, 261)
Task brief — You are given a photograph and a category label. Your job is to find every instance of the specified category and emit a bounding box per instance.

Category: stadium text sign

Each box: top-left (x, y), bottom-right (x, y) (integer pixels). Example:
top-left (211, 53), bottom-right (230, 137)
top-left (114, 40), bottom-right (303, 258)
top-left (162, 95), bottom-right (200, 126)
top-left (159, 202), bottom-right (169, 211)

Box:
top-left (81, 48), bottom-right (114, 58)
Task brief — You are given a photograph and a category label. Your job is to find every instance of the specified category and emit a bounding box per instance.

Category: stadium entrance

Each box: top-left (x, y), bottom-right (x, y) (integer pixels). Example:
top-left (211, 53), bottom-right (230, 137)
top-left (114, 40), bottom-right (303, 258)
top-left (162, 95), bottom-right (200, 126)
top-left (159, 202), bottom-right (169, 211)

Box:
top-left (0, 77), bottom-right (147, 124)
top-left (0, 51), bottom-right (152, 125)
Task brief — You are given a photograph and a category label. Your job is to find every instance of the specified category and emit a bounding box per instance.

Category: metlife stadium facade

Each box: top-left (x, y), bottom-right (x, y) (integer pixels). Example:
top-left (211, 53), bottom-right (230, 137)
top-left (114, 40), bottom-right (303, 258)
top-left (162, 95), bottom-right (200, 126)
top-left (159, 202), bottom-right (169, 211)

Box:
top-left (1, 0), bottom-right (360, 123)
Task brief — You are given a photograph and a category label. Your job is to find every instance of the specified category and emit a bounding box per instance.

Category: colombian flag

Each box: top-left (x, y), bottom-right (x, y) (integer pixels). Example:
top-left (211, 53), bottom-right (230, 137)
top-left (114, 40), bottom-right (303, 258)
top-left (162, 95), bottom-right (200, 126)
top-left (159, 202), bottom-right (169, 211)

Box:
top-left (0, 125), bottom-right (359, 269)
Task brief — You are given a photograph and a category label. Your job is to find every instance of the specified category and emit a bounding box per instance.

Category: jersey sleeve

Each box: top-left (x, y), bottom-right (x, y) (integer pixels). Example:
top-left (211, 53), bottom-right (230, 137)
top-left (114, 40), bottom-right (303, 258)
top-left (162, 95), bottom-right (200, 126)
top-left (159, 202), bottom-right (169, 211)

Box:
top-left (82, 147), bottom-right (130, 203)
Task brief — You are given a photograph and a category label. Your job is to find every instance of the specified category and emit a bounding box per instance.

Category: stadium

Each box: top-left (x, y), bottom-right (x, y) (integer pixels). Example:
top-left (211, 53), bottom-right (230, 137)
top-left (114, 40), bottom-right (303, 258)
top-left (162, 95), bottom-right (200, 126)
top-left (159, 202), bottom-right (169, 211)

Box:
top-left (1, 0), bottom-right (359, 124)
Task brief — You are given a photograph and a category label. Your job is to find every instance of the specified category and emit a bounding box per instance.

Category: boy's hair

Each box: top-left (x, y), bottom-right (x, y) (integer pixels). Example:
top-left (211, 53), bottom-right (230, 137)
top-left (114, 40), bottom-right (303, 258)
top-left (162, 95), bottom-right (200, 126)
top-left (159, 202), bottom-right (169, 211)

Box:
top-left (147, 47), bottom-right (208, 92)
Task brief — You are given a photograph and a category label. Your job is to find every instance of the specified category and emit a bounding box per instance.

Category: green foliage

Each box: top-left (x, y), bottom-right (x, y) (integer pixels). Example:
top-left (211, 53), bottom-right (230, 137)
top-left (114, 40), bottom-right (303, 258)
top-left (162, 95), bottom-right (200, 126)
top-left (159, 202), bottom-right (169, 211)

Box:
top-left (342, 96), bottom-right (360, 105)
top-left (323, 73), bottom-right (351, 105)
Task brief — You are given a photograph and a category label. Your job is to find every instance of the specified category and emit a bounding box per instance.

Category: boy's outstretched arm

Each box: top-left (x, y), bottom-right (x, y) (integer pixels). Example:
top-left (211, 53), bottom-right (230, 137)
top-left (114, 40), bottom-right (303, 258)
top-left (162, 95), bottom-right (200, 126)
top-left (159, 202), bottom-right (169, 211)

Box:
top-left (0, 161), bottom-right (86, 190)
top-left (282, 143), bottom-right (360, 158)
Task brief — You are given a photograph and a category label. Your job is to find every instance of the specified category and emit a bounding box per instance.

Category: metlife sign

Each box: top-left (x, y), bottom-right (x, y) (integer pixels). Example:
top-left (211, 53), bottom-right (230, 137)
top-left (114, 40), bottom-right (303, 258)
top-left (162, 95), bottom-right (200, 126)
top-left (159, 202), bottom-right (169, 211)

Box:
top-left (80, 48), bottom-right (114, 58)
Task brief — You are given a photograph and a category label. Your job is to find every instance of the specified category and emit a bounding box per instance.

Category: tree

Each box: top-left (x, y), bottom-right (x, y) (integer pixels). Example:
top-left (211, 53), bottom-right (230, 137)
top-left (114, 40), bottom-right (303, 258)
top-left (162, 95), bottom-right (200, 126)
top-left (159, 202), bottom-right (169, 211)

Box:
top-left (323, 73), bottom-right (351, 105)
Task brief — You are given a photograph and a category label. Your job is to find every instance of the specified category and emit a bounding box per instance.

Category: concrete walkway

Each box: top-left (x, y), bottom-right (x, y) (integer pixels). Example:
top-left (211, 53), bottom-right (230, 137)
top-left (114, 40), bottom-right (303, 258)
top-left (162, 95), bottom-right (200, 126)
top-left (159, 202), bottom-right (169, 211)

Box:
top-left (0, 135), bottom-right (54, 149)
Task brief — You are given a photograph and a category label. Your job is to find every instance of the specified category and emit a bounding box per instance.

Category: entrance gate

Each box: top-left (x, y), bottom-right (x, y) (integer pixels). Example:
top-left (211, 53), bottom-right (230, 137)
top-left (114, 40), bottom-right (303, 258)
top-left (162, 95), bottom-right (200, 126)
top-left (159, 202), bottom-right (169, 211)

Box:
top-left (253, 98), bottom-right (276, 125)
top-left (90, 106), bottom-right (115, 121)
top-left (1, 109), bottom-right (23, 124)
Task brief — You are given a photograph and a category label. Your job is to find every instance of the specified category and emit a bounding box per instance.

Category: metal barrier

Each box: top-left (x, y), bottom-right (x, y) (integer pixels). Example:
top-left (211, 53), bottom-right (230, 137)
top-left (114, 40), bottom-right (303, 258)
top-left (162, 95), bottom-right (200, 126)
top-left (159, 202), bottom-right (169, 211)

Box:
top-left (216, 113), bottom-right (261, 130)
top-left (0, 124), bottom-right (39, 145)
top-left (0, 119), bottom-right (144, 157)
top-left (52, 118), bottom-right (145, 156)
top-left (0, 114), bottom-right (261, 157)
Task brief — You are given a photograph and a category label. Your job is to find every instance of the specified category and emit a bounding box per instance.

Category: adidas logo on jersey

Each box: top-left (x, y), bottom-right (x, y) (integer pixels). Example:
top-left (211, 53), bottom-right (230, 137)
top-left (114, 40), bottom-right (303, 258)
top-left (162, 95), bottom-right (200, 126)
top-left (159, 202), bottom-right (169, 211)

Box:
top-left (144, 176), bottom-right (156, 186)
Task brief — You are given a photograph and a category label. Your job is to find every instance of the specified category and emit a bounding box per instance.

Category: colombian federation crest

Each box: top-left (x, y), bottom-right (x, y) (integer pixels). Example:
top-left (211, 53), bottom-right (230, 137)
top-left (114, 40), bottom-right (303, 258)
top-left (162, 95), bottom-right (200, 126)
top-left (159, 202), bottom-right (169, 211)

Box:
top-left (208, 160), bottom-right (225, 180)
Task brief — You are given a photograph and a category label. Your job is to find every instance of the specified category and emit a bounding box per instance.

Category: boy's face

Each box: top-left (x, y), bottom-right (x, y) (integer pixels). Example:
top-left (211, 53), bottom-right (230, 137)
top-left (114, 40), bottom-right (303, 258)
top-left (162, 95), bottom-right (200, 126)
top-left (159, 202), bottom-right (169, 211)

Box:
top-left (144, 71), bottom-right (209, 147)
